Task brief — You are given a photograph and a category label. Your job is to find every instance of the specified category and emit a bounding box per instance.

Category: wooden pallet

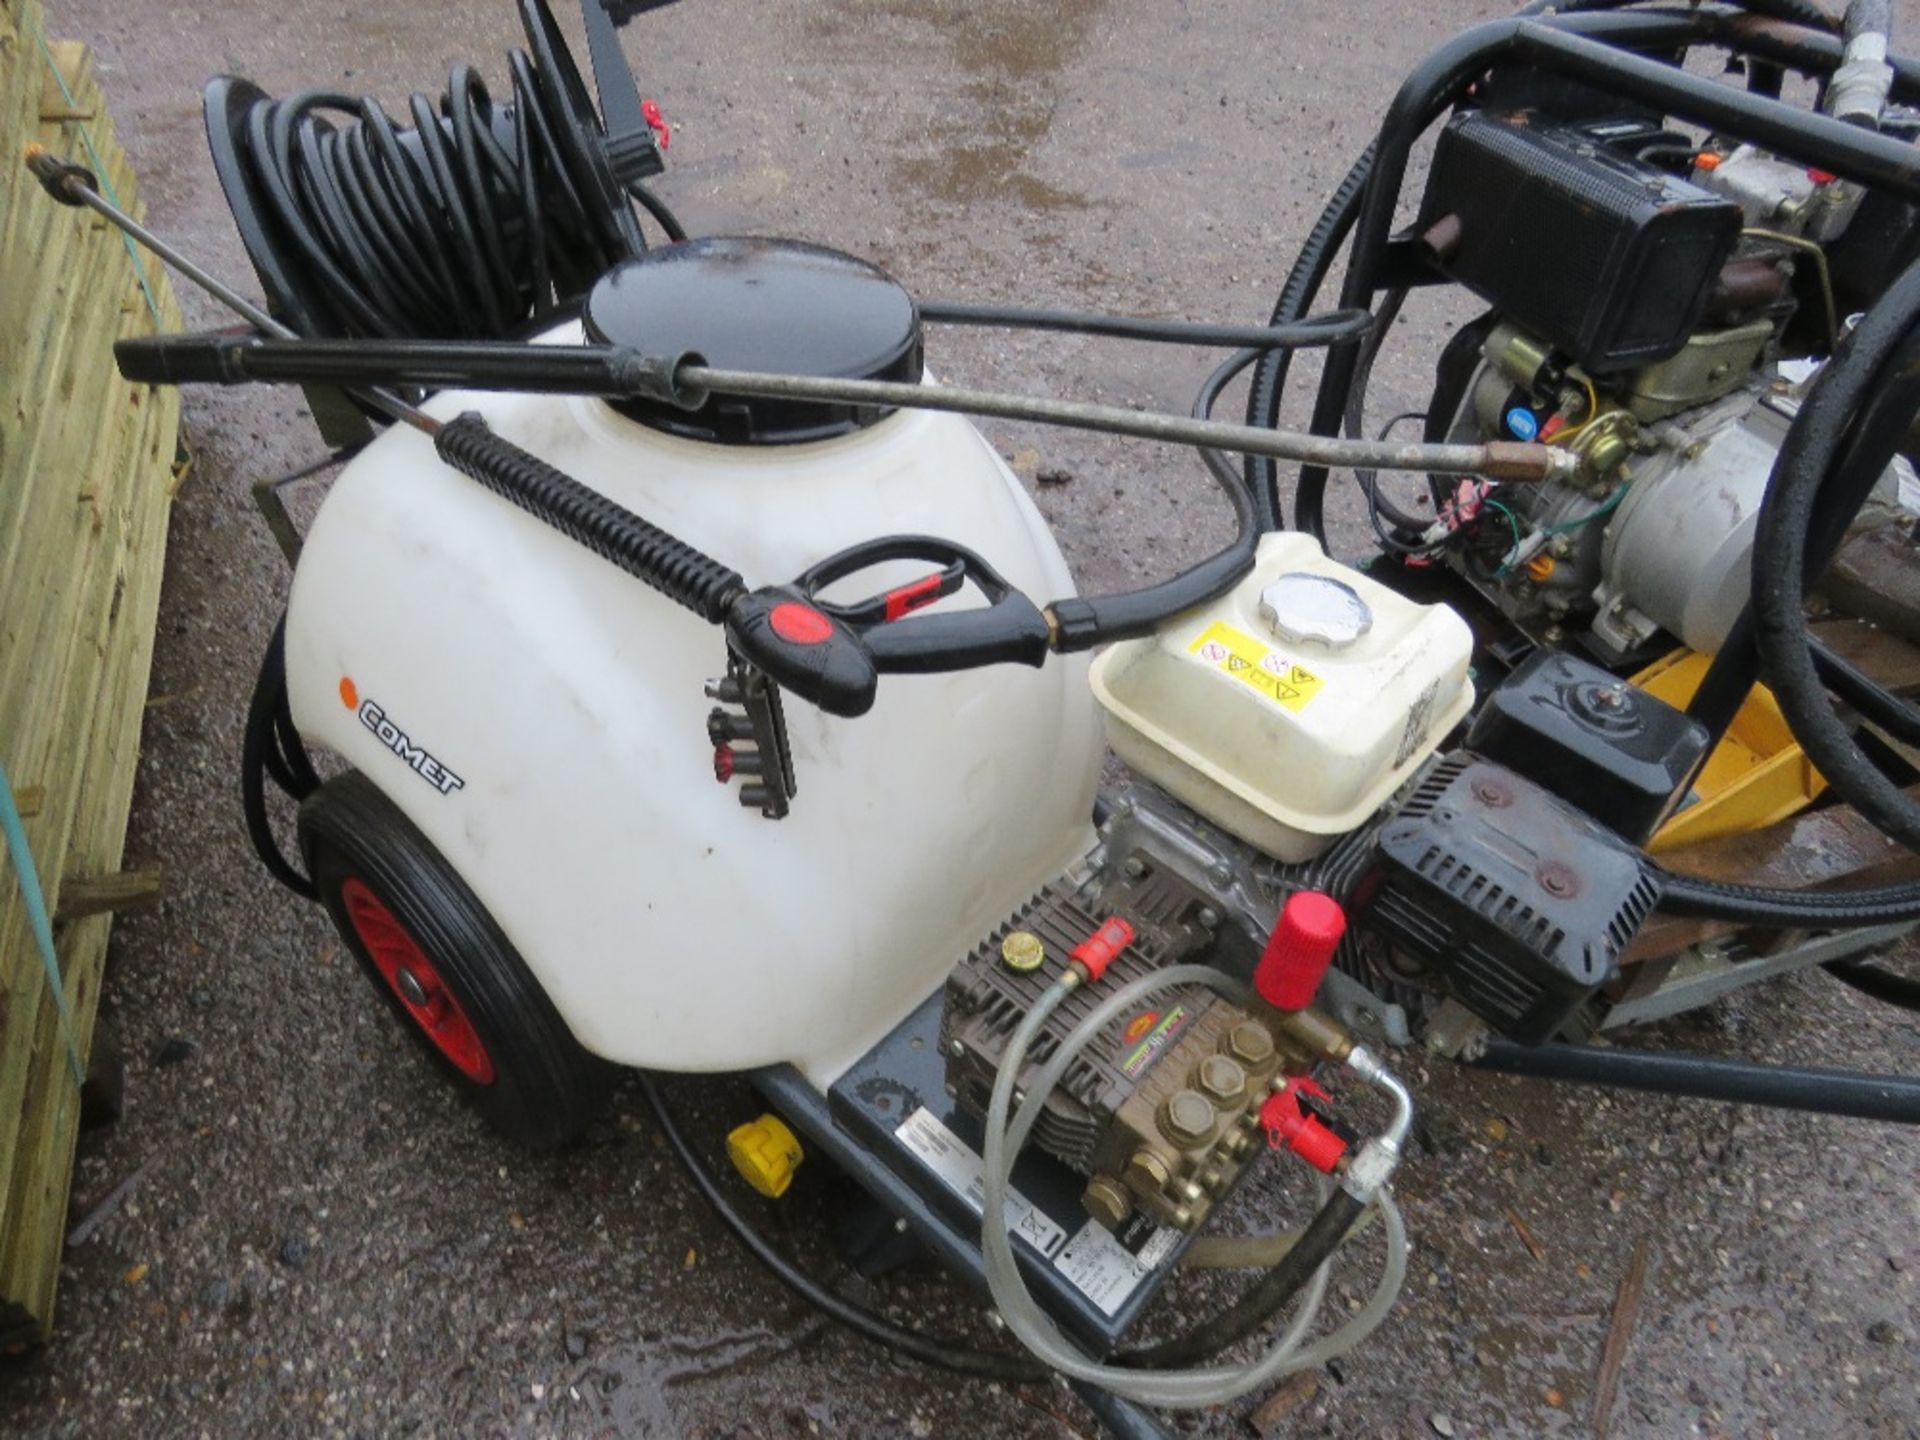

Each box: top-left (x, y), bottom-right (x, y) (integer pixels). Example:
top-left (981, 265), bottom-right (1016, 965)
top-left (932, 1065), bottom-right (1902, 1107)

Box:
top-left (0, 0), bottom-right (181, 1347)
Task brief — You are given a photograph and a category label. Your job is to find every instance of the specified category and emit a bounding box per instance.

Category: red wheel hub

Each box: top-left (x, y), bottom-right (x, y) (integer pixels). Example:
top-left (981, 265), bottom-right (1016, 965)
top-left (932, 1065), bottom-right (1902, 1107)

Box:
top-left (340, 878), bottom-right (496, 1085)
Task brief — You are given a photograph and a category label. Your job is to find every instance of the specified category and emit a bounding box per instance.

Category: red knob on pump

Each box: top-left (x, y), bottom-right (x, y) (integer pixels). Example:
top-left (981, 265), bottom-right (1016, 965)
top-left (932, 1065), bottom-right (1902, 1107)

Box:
top-left (1255, 891), bottom-right (1346, 1011)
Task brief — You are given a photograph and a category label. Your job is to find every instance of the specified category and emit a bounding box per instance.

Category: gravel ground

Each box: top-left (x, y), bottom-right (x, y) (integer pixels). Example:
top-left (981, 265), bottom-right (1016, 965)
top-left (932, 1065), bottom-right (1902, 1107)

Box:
top-left (4, 1), bottom-right (1919, 1436)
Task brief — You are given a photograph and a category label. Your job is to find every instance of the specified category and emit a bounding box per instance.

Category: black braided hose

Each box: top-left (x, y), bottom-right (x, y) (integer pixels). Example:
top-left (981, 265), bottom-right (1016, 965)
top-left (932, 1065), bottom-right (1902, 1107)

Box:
top-left (433, 412), bottom-right (744, 623)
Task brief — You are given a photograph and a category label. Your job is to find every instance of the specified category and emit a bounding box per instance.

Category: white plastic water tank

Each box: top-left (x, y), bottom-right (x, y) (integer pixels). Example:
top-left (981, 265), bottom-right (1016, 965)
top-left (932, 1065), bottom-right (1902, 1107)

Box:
top-left (284, 240), bottom-right (1099, 1086)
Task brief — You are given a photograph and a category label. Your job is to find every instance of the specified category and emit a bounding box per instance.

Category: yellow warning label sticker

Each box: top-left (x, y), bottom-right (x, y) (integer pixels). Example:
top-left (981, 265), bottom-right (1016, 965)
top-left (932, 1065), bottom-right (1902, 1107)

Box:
top-left (1187, 621), bottom-right (1325, 712)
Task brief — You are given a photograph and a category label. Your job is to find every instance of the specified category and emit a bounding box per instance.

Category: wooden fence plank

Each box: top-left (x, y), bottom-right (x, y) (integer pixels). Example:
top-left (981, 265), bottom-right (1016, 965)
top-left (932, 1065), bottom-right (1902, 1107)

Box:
top-left (0, 0), bottom-right (180, 1346)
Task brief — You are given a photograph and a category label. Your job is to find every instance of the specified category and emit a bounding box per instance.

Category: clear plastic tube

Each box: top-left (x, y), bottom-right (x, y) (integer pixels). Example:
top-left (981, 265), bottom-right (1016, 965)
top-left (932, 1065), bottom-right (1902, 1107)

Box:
top-left (977, 965), bottom-right (1407, 1407)
top-left (1180, 1228), bottom-right (1306, 1270)
top-left (1182, 1203), bottom-right (1381, 1269)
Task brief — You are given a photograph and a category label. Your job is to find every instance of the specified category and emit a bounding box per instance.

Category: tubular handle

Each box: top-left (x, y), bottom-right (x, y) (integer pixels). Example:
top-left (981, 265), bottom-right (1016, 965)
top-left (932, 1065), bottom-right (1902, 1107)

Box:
top-left (114, 329), bottom-right (702, 407)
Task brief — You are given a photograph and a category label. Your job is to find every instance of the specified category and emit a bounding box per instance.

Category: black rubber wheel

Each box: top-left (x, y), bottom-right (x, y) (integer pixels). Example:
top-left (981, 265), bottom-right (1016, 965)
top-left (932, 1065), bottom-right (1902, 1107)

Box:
top-left (298, 770), bottom-right (613, 1147)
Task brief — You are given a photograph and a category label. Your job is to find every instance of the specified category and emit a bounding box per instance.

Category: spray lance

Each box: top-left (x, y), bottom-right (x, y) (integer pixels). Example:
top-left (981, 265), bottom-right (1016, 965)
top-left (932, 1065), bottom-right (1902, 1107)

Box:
top-left (25, 142), bottom-right (1574, 822)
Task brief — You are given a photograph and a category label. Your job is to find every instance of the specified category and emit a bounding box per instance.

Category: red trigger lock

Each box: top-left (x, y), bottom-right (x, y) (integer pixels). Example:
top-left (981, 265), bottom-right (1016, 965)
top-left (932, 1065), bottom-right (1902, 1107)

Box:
top-left (883, 572), bottom-right (946, 623)
top-left (1259, 1076), bottom-right (1348, 1174)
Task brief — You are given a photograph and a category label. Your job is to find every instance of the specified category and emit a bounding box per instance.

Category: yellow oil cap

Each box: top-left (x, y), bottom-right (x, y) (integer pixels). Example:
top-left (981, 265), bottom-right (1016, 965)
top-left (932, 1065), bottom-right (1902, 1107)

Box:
top-left (1001, 930), bottom-right (1047, 972)
top-left (726, 1113), bottom-right (804, 1198)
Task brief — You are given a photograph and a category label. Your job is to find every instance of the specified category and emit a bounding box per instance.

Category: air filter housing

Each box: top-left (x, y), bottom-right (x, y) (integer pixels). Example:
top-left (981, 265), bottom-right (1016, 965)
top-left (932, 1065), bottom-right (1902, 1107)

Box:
top-left (1416, 110), bottom-right (1742, 372)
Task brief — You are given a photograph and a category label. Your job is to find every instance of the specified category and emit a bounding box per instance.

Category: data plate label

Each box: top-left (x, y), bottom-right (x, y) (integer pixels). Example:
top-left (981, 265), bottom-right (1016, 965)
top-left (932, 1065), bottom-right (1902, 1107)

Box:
top-left (1054, 1218), bottom-right (1182, 1316)
top-left (895, 1106), bottom-right (1067, 1258)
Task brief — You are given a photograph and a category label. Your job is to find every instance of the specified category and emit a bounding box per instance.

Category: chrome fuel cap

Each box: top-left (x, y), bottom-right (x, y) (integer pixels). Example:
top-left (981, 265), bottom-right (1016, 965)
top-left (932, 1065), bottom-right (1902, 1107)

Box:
top-left (1258, 572), bottom-right (1373, 649)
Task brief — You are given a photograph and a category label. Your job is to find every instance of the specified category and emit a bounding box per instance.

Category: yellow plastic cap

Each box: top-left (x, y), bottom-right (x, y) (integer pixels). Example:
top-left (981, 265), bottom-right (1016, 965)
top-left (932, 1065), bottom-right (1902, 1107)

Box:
top-left (726, 1113), bottom-right (804, 1198)
top-left (1000, 930), bottom-right (1047, 972)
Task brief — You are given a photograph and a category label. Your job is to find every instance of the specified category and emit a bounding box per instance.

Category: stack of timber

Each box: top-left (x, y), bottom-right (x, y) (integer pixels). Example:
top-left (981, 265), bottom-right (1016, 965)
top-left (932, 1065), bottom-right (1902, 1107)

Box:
top-left (0, 0), bottom-right (181, 1346)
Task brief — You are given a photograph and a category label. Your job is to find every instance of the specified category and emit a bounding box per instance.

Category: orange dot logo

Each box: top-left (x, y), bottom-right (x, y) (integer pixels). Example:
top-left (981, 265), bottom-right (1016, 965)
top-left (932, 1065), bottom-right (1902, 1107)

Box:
top-left (1123, 1011), bottom-right (1159, 1045)
top-left (339, 676), bottom-right (359, 711)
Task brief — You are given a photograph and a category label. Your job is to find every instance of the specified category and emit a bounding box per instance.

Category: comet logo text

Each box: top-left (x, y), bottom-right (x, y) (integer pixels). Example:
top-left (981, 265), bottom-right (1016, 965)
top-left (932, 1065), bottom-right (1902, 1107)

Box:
top-left (339, 677), bottom-right (466, 795)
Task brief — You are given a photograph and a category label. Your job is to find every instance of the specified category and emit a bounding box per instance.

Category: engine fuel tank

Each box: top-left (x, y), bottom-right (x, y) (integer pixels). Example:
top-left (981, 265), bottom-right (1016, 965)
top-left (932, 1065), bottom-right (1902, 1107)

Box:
top-left (1089, 533), bottom-right (1474, 861)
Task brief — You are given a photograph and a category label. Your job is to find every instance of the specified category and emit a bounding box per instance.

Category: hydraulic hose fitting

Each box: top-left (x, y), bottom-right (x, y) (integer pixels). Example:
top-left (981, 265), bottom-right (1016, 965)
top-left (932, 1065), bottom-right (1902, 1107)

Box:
top-left (1541, 444), bottom-right (1587, 485)
top-left (1829, 0), bottom-right (1895, 129)
top-left (615, 347), bottom-right (710, 410)
top-left (1273, 1007), bottom-right (1355, 1068)
top-left (1341, 1044), bottom-right (1414, 1202)
top-left (1480, 439), bottom-right (1577, 483)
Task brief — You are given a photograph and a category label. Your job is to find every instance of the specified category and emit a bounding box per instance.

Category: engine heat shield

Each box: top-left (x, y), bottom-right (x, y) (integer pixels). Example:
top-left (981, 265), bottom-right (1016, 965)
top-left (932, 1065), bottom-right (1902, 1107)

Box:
top-left (1360, 754), bottom-right (1659, 1044)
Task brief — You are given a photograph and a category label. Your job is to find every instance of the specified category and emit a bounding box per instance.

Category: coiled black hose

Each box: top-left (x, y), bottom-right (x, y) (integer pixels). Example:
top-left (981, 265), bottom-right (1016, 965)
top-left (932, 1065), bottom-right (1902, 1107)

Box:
top-left (242, 615), bottom-right (320, 899)
top-left (1654, 253), bottom-right (1920, 927)
top-left (433, 413), bottom-right (744, 622)
top-left (1242, 146), bottom-right (1376, 532)
top-left (1745, 243), bottom-right (1920, 855)
top-left (225, 1), bottom-right (676, 341)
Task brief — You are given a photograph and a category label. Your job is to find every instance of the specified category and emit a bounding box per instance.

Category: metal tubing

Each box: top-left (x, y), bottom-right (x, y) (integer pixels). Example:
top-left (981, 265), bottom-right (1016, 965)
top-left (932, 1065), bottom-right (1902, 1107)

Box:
top-left (916, 300), bottom-right (1374, 351)
top-left (1597, 923), bottom-right (1916, 1028)
top-left (107, 328), bottom-right (1581, 483)
top-left (28, 143), bottom-right (288, 337)
top-left (684, 363), bottom-right (1573, 481)
top-left (25, 145), bottom-right (436, 434)
top-left (1474, 1039), bottom-right (1920, 1124)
